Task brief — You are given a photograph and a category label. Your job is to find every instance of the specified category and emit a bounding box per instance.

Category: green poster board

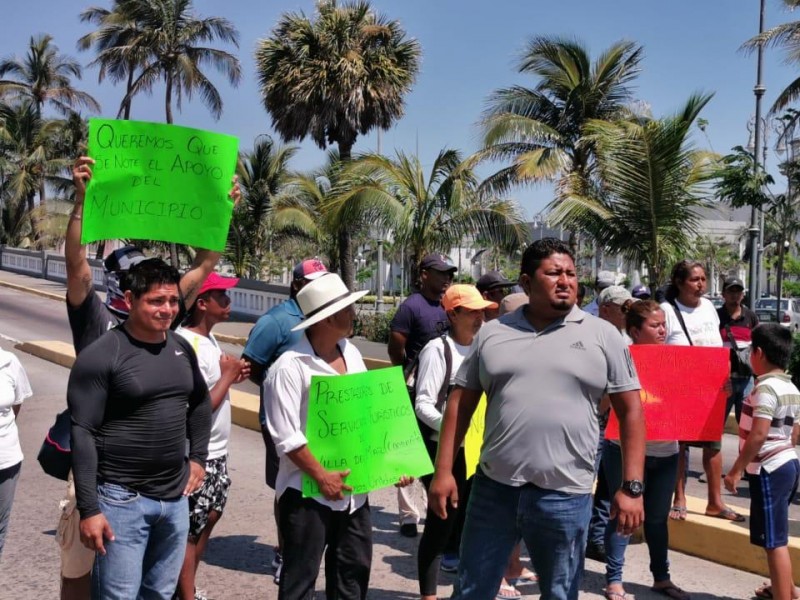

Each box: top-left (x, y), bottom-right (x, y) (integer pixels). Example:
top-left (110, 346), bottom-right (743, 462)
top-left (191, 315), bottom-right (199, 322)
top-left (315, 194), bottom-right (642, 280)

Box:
top-left (302, 366), bottom-right (434, 497)
top-left (82, 118), bottom-right (239, 251)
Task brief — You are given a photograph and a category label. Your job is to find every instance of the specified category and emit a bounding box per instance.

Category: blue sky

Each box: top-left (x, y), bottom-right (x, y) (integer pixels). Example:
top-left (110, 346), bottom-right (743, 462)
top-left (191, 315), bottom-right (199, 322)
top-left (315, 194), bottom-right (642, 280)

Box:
top-left (3, 0), bottom-right (799, 218)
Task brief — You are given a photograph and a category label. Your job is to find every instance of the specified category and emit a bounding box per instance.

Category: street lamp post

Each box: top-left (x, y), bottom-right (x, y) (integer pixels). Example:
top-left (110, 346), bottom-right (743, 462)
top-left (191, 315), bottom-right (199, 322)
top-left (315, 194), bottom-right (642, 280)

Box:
top-left (747, 0), bottom-right (767, 307)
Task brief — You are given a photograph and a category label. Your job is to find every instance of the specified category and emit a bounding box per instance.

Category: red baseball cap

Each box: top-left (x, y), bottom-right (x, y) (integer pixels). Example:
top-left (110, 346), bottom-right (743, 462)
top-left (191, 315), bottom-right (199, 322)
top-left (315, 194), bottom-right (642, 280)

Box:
top-left (198, 272), bottom-right (239, 296)
top-left (292, 259), bottom-right (328, 281)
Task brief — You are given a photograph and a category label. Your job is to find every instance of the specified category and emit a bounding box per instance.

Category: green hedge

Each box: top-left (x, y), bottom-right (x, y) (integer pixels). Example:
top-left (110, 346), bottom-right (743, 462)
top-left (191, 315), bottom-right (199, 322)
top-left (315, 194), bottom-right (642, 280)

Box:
top-left (355, 295), bottom-right (400, 306)
top-left (354, 308), bottom-right (397, 344)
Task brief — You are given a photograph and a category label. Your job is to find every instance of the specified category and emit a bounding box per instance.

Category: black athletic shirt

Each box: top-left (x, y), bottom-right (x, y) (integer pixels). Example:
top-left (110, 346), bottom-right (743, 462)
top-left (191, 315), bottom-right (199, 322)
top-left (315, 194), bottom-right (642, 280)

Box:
top-left (67, 326), bottom-right (211, 519)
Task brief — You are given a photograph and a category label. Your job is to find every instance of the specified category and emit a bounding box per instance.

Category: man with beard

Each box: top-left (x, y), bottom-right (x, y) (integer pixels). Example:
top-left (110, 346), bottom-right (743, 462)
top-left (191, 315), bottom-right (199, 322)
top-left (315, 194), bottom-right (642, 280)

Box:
top-left (429, 238), bottom-right (645, 600)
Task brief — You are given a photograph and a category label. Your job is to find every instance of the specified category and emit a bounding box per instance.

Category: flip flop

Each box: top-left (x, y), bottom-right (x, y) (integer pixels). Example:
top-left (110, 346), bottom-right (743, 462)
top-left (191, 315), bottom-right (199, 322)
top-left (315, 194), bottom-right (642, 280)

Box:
top-left (755, 582), bottom-right (773, 600)
top-left (509, 569), bottom-right (538, 586)
top-left (604, 589), bottom-right (627, 600)
top-left (496, 583), bottom-right (521, 599)
top-left (652, 583), bottom-right (691, 600)
top-left (754, 581), bottom-right (800, 599)
top-left (669, 505), bottom-right (687, 520)
top-left (705, 507), bottom-right (745, 522)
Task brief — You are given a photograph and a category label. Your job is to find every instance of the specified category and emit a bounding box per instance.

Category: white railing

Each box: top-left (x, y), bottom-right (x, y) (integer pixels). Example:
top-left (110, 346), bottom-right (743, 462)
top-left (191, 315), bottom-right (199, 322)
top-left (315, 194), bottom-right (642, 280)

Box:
top-left (1, 251), bottom-right (43, 276)
top-left (1, 246), bottom-right (289, 316)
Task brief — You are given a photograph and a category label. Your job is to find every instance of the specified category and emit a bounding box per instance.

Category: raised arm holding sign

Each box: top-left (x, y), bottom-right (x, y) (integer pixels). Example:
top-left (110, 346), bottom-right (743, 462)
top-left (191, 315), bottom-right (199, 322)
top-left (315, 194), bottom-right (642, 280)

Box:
top-left (82, 118), bottom-right (239, 252)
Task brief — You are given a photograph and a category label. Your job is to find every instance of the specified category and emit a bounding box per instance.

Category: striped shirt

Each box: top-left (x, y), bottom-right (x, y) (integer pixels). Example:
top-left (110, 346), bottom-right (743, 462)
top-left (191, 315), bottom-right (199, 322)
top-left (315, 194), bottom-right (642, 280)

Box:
top-left (739, 373), bottom-right (800, 475)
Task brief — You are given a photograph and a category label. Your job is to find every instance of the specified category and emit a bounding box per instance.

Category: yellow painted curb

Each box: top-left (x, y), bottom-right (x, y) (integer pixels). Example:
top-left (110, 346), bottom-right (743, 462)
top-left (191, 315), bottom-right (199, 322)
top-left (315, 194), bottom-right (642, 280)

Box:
top-left (669, 495), bottom-right (800, 579)
top-left (215, 333), bottom-right (248, 346)
top-left (0, 279), bottom-right (64, 302)
top-left (16, 340), bottom-right (75, 369)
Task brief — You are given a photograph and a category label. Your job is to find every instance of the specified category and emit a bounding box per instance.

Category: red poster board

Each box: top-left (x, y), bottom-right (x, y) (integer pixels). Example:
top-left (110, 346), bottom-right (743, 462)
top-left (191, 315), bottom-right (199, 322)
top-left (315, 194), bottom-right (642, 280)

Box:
top-left (606, 345), bottom-right (730, 442)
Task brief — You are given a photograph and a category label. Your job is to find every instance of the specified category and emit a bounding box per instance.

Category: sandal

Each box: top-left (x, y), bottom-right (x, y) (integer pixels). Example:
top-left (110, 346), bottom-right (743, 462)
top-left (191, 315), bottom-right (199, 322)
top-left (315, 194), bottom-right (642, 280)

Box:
top-left (496, 582), bottom-right (521, 599)
top-left (754, 582), bottom-right (800, 599)
top-left (604, 589), bottom-right (627, 600)
top-left (704, 507), bottom-right (745, 523)
top-left (509, 569), bottom-right (538, 586)
top-left (669, 505), bottom-right (687, 520)
top-left (755, 583), bottom-right (774, 600)
top-left (652, 582), bottom-right (691, 600)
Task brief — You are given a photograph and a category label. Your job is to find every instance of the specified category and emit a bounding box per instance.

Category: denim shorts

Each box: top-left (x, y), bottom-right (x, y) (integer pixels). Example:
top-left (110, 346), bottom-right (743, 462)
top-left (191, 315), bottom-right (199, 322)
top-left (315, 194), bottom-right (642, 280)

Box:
top-left (748, 459), bottom-right (800, 549)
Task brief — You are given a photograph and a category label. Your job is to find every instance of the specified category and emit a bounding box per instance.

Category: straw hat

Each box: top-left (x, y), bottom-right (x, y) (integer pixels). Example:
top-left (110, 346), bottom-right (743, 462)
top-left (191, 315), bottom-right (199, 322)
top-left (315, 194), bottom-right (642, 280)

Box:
top-left (291, 274), bottom-right (369, 331)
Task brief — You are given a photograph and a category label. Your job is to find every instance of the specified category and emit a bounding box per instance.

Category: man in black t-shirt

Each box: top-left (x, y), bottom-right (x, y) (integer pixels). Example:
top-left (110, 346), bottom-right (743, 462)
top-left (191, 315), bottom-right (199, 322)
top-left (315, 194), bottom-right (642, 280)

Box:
top-left (58, 157), bottom-right (237, 598)
top-left (388, 253), bottom-right (455, 537)
top-left (717, 277), bottom-right (759, 422)
top-left (68, 259), bottom-right (211, 599)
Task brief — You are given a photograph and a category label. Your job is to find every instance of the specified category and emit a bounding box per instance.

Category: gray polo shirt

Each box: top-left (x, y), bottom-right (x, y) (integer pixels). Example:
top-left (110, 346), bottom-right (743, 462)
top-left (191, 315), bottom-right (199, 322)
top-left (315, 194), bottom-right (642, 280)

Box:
top-left (455, 304), bottom-right (640, 494)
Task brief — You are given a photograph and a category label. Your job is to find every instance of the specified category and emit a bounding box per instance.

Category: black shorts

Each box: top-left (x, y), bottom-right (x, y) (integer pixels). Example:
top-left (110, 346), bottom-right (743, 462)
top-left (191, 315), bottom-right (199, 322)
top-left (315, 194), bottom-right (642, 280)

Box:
top-left (262, 425), bottom-right (279, 490)
top-left (188, 455), bottom-right (231, 540)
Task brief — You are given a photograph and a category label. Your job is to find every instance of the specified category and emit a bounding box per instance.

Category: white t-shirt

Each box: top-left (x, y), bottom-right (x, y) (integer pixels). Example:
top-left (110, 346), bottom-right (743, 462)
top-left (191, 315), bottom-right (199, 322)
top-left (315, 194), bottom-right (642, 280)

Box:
top-left (660, 298), bottom-right (722, 347)
top-left (414, 335), bottom-right (471, 439)
top-left (0, 351), bottom-right (32, 469)
top-left (176, 328), bottom-right (231, 460)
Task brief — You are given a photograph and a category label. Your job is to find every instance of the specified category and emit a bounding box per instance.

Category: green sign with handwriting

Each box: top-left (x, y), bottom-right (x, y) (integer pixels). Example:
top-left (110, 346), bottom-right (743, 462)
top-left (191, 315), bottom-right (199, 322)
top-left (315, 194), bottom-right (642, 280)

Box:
top-left (302, 366), bottom-right (434, 497)
top-left (82, 118), bottom-right (238, 250)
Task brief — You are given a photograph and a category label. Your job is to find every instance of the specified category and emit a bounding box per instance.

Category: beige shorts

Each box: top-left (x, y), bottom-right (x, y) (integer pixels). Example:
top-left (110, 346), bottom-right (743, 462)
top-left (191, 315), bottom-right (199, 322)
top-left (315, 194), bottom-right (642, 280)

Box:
top-left (56, 474), bottom-right (94, 579)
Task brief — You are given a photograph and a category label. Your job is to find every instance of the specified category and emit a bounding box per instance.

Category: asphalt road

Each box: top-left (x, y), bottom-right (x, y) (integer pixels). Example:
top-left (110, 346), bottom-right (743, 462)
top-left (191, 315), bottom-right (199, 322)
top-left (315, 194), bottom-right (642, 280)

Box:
top-left (0, 278), bottom-right (777, 598)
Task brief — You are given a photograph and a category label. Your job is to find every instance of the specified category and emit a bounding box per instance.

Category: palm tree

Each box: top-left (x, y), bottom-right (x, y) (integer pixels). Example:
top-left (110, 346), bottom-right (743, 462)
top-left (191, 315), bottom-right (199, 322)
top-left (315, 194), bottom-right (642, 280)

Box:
top-left (0, 101), bottom-right (71, 246)
top-left (0, 34), bottom-right (100, 117)
top-left (254, 0), bottom-right (421, 289)
top-left (548, 93), bottom-right (717, 287)
top-left (78, 2), bottom-right (147, 119)
top-left (333, 148), bottom-right (528, 286)
top-left (111, 0), bottom-right (242, 125)
top-left (744, 0), bottom-right (800, 114)
top-left (226, 136), bottom-right (299, 278)
top-left (476, 36), bottom-right (643, 259)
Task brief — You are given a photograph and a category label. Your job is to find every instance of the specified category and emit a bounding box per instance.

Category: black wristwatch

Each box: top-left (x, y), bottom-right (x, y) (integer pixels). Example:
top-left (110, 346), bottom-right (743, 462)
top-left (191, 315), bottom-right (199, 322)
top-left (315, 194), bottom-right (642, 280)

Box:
top-left (621, 479), bottom-right (644, 498)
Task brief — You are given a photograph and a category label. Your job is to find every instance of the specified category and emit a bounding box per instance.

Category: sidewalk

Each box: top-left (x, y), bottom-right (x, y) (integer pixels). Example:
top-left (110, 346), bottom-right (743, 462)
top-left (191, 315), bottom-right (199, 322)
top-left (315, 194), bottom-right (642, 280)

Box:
top-left (2, 267), bottom-right (799, 579)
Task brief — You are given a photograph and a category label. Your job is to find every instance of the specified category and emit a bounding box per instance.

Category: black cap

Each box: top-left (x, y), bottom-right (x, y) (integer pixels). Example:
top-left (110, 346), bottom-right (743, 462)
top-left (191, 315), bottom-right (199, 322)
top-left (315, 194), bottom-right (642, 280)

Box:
top-left (103, 245), bottom-right (146, 273)
top-left (420, 253), bottom-right (456, 273)
top-left (723, 277), bottom-right (745, 291)
top-left (476, 271), bottom-right (514, 293)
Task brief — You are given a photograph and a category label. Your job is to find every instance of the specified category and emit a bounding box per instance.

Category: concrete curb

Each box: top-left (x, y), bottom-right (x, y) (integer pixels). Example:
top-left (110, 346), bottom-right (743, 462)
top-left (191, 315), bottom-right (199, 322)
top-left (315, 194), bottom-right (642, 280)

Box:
top-left (11, 339), bottom-right (793, 580)
top-left (0, 279), bottom-right (65, 303)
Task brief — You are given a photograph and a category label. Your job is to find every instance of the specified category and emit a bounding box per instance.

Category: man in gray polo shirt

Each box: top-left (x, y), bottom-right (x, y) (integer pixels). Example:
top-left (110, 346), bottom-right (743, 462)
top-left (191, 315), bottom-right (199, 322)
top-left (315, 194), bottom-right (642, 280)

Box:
top-left (429, 238), bottom-right (645, 600)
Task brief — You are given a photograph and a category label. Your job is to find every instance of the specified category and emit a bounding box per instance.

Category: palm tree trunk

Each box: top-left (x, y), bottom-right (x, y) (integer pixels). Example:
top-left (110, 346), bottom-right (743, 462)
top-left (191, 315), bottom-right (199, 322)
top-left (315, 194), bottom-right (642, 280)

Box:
top-left (337, 139), bottom-right (355, 290)
top-left (122, 67), bottom-right (134, 119)
top-left (164, 74), bottom-right (179, 268)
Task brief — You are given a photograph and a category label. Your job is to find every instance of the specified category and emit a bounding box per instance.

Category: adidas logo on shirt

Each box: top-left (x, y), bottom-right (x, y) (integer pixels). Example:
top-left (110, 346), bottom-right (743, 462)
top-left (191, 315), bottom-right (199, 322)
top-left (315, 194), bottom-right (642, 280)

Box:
top-left (570, 341), bottom-right (586, 350)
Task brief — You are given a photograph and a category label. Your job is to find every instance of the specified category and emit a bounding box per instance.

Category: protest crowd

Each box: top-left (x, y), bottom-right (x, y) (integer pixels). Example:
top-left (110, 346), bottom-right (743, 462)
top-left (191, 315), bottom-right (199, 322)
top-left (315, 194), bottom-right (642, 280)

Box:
top-left (0, 154), bottom-right (798, 600)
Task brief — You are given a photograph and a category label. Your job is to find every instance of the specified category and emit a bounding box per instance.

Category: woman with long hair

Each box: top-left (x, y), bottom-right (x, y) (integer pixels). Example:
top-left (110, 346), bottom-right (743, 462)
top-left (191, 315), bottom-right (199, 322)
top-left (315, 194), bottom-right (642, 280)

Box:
top-left (659, 260), bottom-right (743, 523)
top-left (602, 300), bottom-right (689, 600)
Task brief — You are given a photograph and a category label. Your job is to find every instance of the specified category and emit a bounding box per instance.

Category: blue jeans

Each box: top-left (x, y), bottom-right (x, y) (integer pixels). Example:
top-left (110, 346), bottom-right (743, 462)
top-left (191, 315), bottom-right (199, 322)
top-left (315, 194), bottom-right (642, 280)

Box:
top-left (453, 470), bottom-right (592, 600)
top-left (92, 483), bottom-right (189, 599)
top-left (602, 444), bottom-right (679, 585)
top-left (0, 462), bottom-right (21, 561)
top-left (588, 423), bottom-right (610, 547)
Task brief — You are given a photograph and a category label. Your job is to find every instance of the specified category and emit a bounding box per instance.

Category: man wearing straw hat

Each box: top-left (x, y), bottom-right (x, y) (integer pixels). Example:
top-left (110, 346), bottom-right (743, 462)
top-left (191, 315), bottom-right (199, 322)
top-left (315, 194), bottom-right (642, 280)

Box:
top-left (264, 273), bottom-right (413, 600)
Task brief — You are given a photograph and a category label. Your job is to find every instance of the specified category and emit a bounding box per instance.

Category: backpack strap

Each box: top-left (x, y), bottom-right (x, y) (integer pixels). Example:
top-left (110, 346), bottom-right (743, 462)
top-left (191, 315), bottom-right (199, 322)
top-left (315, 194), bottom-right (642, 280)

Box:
top-left (435, 334), bottom-right (453, 414)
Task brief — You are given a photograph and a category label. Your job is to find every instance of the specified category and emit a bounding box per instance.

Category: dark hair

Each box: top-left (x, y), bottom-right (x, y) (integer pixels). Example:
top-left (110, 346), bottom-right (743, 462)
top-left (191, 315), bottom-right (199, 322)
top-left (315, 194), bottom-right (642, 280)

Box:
top-left (577, 283), bottom-right (587, 304)
top-left (751, 323), bottom-right (794, 370)
top-left (520, 238), bottom-right (575, 276)
top-left (625, 300), bottom-right (664, 334)
top-left (123, 258), bottom-right (180, 298)
top-left (664, 260), bottom-right (705, 303)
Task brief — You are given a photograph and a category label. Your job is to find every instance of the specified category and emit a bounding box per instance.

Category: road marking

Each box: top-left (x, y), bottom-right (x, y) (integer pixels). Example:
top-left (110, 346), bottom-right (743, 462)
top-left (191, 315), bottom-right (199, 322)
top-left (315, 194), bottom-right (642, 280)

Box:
top-left (0, 332), bottom-right (22, 345)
